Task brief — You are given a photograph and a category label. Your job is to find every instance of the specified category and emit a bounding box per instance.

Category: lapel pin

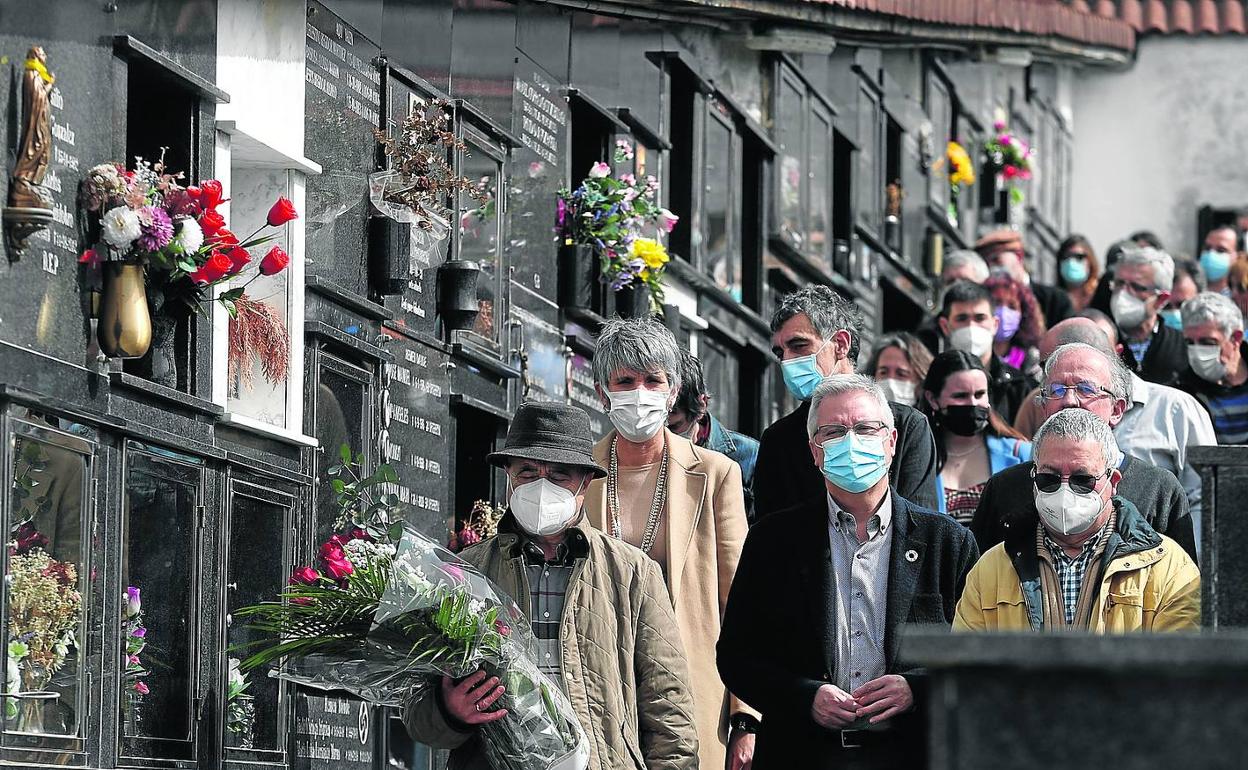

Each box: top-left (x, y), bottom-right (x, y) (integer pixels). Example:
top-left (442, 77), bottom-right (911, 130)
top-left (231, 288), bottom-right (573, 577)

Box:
top-left (905, 549), bottom-right (918, 563)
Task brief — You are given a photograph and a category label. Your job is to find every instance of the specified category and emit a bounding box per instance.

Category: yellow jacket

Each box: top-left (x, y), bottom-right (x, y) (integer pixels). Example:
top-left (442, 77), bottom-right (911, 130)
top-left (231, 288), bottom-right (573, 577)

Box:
top-left (954, 499), bottom-right (1200, 633)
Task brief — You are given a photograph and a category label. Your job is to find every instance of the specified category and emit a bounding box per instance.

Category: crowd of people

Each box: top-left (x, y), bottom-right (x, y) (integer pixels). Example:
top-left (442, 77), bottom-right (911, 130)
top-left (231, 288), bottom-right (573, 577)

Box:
top-left (404, 226), bottom-right (1240, 769)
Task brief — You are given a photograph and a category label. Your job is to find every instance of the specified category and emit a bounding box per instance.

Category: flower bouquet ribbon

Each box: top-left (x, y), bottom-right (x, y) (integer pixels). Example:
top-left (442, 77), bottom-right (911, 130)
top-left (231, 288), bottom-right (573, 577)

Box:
top-left (234, 525), bottom-right (588, 770)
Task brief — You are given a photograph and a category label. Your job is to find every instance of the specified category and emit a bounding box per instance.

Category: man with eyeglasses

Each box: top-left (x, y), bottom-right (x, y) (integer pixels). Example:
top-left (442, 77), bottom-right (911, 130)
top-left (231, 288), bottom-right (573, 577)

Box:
top-left (970, 342), bottom-right (1198, 560)
top-left (954, 407), bottom-right (1199, 632)
top-left (1110, 246), bottom-right (1191, 387)
top-left (719, 374), bottom-right (978, 769)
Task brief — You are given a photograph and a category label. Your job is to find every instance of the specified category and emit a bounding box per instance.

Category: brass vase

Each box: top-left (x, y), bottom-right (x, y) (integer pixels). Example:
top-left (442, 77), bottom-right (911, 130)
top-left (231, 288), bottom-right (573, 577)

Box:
top-left (98, 263), bottom-right (152, 359)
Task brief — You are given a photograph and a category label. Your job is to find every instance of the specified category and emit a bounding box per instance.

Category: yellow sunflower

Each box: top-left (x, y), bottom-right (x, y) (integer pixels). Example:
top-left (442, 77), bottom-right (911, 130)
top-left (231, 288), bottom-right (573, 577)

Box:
top-left (947, 142), bottom-right (975, 187)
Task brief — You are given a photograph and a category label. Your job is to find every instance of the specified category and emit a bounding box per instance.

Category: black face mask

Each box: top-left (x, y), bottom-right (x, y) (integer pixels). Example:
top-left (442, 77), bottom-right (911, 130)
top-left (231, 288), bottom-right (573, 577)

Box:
top-left (940, 404), bottom-right (990, 437)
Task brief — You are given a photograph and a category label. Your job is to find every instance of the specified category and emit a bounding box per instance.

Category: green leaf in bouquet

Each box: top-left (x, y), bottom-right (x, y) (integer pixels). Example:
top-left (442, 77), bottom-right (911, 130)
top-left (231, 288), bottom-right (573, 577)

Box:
top-left (387, 522), bottom-right (404, 543)
top-left (339, 443), bottom-right (353, 464)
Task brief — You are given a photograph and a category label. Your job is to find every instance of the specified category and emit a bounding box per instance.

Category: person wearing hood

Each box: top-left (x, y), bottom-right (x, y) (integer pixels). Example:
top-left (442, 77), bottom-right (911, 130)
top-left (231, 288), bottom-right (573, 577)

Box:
top-left (402, 401), bottom-right (699, 769)
top-left (954, 407), bottom-right (1199, 633)
top-left (1110, 245), bottom-right (1190, 387)
top-left (937, 280), bottom-right (1032, 423)
top-left (919, 351), bottom-right (1031, 523)
top-left (581, 317), bottom-right (760, 770)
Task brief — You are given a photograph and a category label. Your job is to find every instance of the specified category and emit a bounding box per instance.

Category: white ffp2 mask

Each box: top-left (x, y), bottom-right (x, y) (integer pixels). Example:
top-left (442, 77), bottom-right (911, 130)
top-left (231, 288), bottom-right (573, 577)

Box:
top-left (606, 387), bottom-right (670, 443)
top-left (510, 478), bottom-right (581, 537)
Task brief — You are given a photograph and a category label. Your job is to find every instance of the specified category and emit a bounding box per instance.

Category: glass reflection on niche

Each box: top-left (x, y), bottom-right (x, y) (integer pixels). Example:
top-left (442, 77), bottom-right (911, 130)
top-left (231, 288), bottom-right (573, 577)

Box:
top-left (459, 141), bottom-right (501, 342)
top-left (5, 424), bottom-right (88, 739)
top-left (122, 450), bottom-right (200, 748)
top-left (703, 116), bottom-right (740, 301)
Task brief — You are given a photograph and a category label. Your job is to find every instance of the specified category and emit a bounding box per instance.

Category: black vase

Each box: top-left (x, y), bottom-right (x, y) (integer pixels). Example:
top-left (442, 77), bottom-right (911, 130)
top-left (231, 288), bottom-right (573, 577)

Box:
top-left (557, 243), bottom-right (606, 315)
top-left (612, 283), bottom-right (651, 319)
top-left (437, 259), bottom-right (481, 335)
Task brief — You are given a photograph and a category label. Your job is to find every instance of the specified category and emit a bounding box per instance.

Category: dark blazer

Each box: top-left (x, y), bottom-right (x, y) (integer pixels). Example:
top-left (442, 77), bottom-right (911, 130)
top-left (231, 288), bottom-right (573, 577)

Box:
top-left (988, 355), bottom-right (1035, 426)
top-left (1030, 280), bottom-right (1074, 327)
top-left (1119, 321), bottom-right (1191, 388)
top-left (753, 401), bottom-right (939, 518)
top-left (717, 493), bottom-right (980, 769)
top-left (969, 455), bottom-right (1196, 561)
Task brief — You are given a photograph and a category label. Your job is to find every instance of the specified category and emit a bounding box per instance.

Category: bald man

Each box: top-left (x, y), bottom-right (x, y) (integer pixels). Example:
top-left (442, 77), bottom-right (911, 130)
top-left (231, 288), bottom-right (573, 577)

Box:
top-left (1013, 318), bottom-right (1113, 437)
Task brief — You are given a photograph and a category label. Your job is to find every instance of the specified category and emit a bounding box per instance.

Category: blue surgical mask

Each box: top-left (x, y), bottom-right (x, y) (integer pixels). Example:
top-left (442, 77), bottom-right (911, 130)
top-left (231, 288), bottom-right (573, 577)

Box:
top-left (1060, 257), bottom-right (1089, 285)
top-left (1160, 308), bottom-right (1183, 331)
top-left (818, 433), bottom-right (889, 494)
top-left (781, 342), bottom-right (829, 401)
top-left (1201, 249), bottom-right (1233, 282)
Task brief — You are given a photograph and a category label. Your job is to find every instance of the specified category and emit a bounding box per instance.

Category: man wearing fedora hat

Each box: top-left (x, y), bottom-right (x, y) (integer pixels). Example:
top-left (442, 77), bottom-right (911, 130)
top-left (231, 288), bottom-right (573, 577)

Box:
top-left (403, 401), bottom-right (699, 770)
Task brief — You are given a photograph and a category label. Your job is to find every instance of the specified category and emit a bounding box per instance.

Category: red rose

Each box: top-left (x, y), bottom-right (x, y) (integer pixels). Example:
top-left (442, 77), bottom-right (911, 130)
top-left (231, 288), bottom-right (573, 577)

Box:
top-left (350, 528), bottom-right (372, 542)
top-left (208, 227), bottom-right (239, 248)
top-left (13, 521), bottom-right (49, 555)
top-left (266, 196), bottom-right (298, 227)
top-left (199, 180), bottom-right (227, 211)
top-left (78, 248), bottom-right (100, 267)
top-left (198, 208), bottom-right (226, 236)
top-left (289, 566), bottom-right (320, 585)
top-left (226, 246), bottom-right (251, 274)
top-left (190, 249), bottom-right (233, 285)
top-left (259, 246), bottom-right (290, 276)
top-left (322, 553), bottom-right (354, 582)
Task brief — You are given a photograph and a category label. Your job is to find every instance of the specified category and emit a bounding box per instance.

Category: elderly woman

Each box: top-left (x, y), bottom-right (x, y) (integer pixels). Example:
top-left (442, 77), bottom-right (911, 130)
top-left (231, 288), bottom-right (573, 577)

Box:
top-left (584, 316), bottom-right (758, 770)
top-left (861, 332), bottom-right (934, 406)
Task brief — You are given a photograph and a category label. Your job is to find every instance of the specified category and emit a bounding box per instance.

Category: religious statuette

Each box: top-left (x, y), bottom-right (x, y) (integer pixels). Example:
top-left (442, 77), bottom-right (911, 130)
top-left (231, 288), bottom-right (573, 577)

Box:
top-left (3, 46), bottom-right (57, 261)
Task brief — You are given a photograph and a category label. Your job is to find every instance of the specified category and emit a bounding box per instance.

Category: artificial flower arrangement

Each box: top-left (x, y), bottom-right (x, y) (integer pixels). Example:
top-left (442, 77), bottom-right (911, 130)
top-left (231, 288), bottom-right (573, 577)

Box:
top-left (557, 140), bottom-right (678, 311)
top-left (6, 521), bottom-right (80, 702)
top-left (225, 657), bottom-right (253, 739)
top-left (234, 445), bottom-right (587, 770)
top-left (449, 499), bottom-right (507, 553)
top-left (983, 120), bottom-right (1034, 205)
top-left (943, 141), bottom-right (976, 223)
top-left (121, 586), bottom-right (150, 702)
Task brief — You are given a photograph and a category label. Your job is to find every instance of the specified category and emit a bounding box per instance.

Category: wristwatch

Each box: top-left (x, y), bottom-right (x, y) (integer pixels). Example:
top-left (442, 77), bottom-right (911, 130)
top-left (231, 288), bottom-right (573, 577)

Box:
top-left (730, 714), bottom-right (761, 734)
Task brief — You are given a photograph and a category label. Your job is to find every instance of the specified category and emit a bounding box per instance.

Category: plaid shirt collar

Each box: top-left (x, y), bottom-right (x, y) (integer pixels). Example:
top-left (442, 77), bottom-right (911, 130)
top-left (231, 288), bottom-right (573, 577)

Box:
top-left (1043, 523), bottom-right (1108, 566)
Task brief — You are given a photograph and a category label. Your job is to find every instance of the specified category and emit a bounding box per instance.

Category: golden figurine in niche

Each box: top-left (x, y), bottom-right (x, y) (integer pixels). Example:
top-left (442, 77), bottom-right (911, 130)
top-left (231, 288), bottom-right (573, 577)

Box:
top-left (4, 46), bottom-right (57, 260)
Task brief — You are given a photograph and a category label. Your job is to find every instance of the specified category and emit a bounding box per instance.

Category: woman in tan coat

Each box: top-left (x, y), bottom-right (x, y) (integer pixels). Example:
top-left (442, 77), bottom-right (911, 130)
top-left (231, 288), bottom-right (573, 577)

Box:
top-left (584, 317), bottom-right (759, 770)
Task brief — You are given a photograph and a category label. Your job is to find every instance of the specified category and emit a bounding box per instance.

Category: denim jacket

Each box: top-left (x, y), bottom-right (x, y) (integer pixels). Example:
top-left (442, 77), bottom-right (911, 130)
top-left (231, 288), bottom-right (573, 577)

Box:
top-left (703, 415), bottom-right (759, 521)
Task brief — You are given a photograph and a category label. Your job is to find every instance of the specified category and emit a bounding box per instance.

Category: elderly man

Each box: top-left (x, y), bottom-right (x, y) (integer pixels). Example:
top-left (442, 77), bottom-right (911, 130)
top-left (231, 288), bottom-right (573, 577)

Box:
top-left (971, 342), bottom-right (1198, 560)
top-left (1181, 292), bottom-right (1248, 445)
top-left (754, 286), bottom-right (939, 518)
top-left (581, 317), bottom-right (758, 770)
top-left (667, 348), bottom-right (759, 520)
top-left (955, 408), bottom-right (1200, 632)
top-left (719, 374), bottom-right (978, 769)
top-left (404, 402), bottom-right (698, 768)
top-left (936, 280), bottom-right (1033, 422)
top-left (975, 228), bottom-right (1073, 326)
top-left (1110, 246), bottom-right (1190, 386)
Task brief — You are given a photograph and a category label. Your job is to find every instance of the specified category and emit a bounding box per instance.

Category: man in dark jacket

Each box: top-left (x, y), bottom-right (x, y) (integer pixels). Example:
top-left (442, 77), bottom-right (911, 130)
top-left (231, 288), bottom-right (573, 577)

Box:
top-left (1110, 245), bottom-right (1190, 387)
top-left (975, 229), bottom-right (1073, 327)
top-left (719, 375), bottom-right (979, 769)
top-left (753, 286), bottom-right (939, 518)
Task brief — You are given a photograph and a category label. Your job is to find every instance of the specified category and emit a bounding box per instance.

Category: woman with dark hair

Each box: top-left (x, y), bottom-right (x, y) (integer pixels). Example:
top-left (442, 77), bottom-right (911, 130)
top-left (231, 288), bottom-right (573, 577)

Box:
top-left (920, 350), bottom-right (1031, 523)
top-left (1057, 234), bottom-right (1101, 312)
top-left (860, 332), bottom-right (934, 406)
top-left (985, 273), bottom-right (1045, 383)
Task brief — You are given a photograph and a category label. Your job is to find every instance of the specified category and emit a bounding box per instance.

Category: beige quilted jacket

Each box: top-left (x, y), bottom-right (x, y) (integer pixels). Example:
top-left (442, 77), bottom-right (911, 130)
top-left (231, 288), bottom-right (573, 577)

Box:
top-left (402, 521), bottom-right (699, 770)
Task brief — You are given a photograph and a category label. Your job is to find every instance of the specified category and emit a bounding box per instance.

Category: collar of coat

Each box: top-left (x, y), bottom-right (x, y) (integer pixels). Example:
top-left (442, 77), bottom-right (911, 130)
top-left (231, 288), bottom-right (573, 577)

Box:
top-left (494, 513), bottom-right (593, 560)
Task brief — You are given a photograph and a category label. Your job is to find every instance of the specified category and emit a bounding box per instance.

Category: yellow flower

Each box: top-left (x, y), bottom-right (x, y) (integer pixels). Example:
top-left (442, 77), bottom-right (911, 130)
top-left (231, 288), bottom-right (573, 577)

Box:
top-left (630, 237), bottom-right (669, 270)
top-left (947, 142), bottom-right (976, 187)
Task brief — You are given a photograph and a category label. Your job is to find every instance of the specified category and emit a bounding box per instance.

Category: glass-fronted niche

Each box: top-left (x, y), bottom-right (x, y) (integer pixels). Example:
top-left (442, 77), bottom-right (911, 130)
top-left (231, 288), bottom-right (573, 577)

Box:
top-left (2, 412), bottom-right (96, 765)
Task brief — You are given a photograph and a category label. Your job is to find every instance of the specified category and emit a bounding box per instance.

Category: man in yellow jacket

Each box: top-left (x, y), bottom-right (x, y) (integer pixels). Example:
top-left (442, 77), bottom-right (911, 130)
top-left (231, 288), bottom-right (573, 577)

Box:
top-left (954, 407), bottom-right (1199, 632)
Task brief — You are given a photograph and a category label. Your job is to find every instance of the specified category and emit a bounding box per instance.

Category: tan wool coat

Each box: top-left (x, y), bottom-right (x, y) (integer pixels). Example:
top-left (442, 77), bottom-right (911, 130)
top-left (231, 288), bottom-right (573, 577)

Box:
top-left (585, 429), bottom-right (758, 770)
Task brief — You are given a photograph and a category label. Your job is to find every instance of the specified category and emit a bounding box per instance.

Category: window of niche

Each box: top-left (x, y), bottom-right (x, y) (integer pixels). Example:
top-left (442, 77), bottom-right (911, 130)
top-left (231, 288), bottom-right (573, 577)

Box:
top-left (454, 128), bottom-right (506, 349)
top-left (773, 71), bottom-right (805, 253)
top-left (697, 335), bottom-right (740, 431)
top-left (831, 130), bottom-right (855, 280)
top-left (807, 102), bottom-right (834, 272)
top-left (223, 482), bottom-right (292, 759)
top-left (311, 354), bottom-right (373, 546)
top-left (703, 106), bottom-right (741, 301)
top-left (856, 81), bottom-right (884, 239)
top-left (120, 444), bottom-right (205, 763)
top-left (451, 404), bottom-right (504, 536)
top-left (926, 71), bottom-right (953, 218)
top-left (3, 414), bottom-right (94, 757)
top-left (883, 116), bottom-right (903, 254)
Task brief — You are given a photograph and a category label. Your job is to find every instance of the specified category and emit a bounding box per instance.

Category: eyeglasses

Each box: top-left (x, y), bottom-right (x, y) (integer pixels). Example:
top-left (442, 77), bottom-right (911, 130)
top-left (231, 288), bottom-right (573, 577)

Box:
top-left (814, 421), bottom-right (890, 443)
top-left (1037, 381), bottom-right (1114, 402)
top-left (1110, 278), bottom-right (1161, 298)
top-left (1031, 468), bottom-right (1110, 495)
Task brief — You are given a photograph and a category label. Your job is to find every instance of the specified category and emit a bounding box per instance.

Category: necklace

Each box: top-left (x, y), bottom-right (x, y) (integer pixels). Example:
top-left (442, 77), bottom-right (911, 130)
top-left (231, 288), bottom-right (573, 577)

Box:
top-left (945, 441), bottom-right (981, 458)
top-left (607, 436), bottom-right (669, 555)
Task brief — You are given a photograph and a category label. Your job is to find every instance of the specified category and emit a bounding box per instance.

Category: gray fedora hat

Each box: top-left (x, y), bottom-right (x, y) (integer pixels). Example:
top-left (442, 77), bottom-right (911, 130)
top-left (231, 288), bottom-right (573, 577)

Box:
top-left (487, 402), bottom-right (607, 479)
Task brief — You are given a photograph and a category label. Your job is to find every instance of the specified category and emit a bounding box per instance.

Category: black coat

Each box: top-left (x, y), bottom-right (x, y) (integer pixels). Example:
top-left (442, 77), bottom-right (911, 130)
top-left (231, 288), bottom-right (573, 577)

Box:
top-left (717, 493), bottom-right (980, 769)
top-left (1030, 281), bottom-right (1074, 327)
top-left (968, 455), bottom-right (1196, 561)
top-left (1119, 321), bottom-right (1191, 388)
top-left (988, 355), bottom-right (1035, 426)
top-left (753, 401), bottom-right (939, 518)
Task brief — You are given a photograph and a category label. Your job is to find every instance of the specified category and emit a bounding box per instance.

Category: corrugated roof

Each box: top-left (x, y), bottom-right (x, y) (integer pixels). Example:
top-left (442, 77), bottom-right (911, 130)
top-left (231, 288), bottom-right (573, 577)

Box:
top-left (1087, 0), bottom-right (1247, 33)
top-left (799, 0), bottom-right (1137, 50)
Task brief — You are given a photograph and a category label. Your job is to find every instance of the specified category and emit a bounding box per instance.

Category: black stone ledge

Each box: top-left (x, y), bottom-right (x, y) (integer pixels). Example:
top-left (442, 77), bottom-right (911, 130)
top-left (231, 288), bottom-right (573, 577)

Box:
top-left (903, 629), bottom-right (1248, 672)
top-left (664, 257), bottom-right (772, 340)
top-left (1188, 445), bottom-right (1248, 468)
top-left (217, 439), bottom-right (312, 485)
top-left (114, 35), bottom-right (230, 104)
top-left (0, 342), bottom-right (111, 415)
top-left (305, 321), bottom-right (394, 362)
top-left (306, 276), bottom-right (394, 321)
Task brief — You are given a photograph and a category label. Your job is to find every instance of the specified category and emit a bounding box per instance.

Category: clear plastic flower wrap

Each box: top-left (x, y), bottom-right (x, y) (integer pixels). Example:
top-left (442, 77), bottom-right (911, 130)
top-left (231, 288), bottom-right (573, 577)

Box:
top-left (234, 450), bottom-right (587, 770)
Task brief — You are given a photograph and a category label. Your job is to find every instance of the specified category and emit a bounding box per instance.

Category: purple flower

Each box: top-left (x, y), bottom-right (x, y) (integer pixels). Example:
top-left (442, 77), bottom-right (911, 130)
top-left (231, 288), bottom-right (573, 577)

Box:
top-left (556, 198), bottom-right (567, 228)
top-left (132, 627), bottom-right (146, 639)
top-left (125, 586), bottom-right (142, 617)
top-left (137, 206), bottom-right (174, 252)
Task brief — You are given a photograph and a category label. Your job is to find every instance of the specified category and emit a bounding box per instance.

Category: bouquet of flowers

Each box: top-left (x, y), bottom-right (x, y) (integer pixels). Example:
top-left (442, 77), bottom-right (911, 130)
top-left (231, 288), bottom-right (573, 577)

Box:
top-left (983, 121), bottom-right (1034, 204)
top-left (7, 522), bottom-right (80, 696)
top-left (234, 447), bottom-right (587, 770)
top-left (557, 140), bottom-right (678, 310)
top-left (450, 499), bottom-right (507, 552)
top-left (78, 151), bottom-right (297, 318)
top-left (121, 586), bottom-right (149, 700)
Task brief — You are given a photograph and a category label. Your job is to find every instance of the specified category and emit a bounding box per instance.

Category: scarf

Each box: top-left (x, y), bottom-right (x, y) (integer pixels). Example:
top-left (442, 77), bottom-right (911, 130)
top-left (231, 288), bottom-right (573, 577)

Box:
top-left (25, 58), bottom-right (54, 84)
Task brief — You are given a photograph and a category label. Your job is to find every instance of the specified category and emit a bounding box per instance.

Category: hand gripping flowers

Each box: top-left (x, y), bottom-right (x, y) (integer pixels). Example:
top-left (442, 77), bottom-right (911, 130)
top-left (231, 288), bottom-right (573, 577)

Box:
top-left (234, 446), bottom-right (588, 770)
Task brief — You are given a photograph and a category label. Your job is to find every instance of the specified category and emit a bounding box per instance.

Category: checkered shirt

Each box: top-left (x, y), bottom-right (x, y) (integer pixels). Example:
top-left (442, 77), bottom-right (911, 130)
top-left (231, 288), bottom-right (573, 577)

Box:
top-left (523, 540), bottom-right (575, 681)
top-left (1043, 527), bottom-right (1108, 625)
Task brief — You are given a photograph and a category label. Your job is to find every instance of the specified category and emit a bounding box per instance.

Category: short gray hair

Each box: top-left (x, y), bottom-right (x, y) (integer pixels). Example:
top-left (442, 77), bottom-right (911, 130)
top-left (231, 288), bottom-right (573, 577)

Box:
top-left (1044, 342), bottom-right (1133, 404)
top-left (807, 374), bottom-right (895, 439)
top-left (1033, 408), bottom-right (1119, 471)
top-left (1118, 245), bottom-right (1175, 292)
top-left (943, 250), bottom-right (990, 283)
top-left (771, 286), bottom-right (865, 362)
top-left (592, 317), bottom-right (682, 396)
top-left (1181, 291), bottom-right (1244, 337)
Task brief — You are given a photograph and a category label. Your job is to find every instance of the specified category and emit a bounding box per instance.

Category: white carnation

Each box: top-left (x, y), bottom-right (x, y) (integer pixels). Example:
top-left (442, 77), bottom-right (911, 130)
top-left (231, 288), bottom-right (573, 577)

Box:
top-left (175, 216), bottom-right (204, 252)
top-left (102, 206), bottom-right (142, 249)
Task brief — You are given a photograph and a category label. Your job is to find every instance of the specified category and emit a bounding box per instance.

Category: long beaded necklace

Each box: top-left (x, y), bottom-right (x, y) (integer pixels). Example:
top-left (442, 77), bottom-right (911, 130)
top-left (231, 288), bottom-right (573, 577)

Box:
top-left (607, 435), bottom-right (670, 555)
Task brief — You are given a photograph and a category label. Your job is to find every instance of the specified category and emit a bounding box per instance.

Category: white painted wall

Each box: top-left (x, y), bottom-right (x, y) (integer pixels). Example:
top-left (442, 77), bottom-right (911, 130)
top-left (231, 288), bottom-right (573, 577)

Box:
top-left (1072, 36), bottom-right (1248, 259)
top-left (216, 0), bottom-right (306, 159)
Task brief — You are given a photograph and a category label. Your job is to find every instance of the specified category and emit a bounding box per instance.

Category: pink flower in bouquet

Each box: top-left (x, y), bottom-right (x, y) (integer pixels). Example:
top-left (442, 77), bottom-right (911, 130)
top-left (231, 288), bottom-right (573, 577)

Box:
top-left (289, 566), bottom-right (320, 585)
top-left (266, 196), bottom-right (299, 227)
top-left (494, 618), bottom-right (511, 637)
top-left (619, 173), bottom-right (636, 186)
top-left (125, 586), bottom-right (142, 617)
top-left (457, 528), bottom-right (480, 549)
top-left (588, 162), bottom-right (611, 179)
top-left (128, 655), bottom-right (140, 666)
top-left (13, 521), bottom-right (49, 555)
top-left (993, 119), bottom-right (1006, 132)
top-left (137, 206), bottom-right (174, 252)
top-left (1003, 165), bottom-right (1018, 180)
top-left (350, 527), bottom-right (372, 542)
top-left (319, 540), bottom-right (354, 581)
top-left (208, 228), bottom-right (240, 249)
top-left (443, 564), bottom-right (465, 583)
top-left (134, 681), bottom-right (150, 696)
top-left (556, 197), bottom-right (568, 229)
top-left (657, 208), bottom-right (679, 233)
